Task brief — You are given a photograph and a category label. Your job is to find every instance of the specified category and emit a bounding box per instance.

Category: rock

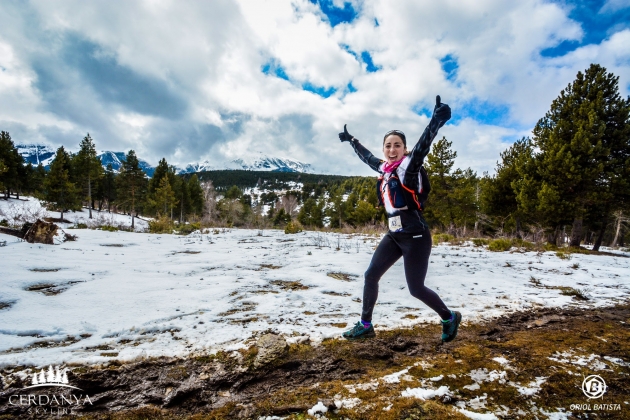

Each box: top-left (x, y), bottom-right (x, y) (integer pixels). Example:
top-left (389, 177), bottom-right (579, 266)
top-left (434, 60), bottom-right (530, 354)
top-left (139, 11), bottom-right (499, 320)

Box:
top-left (253, 334), bottom-right (288, 368)
top-left (23, 219), bottom-right (58, 245)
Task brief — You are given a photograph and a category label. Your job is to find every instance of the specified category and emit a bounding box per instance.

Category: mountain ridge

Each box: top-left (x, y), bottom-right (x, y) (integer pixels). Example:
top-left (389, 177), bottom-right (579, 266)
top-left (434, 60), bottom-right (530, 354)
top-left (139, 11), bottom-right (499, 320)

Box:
top-left (16, 144), bottom-right (314, 177)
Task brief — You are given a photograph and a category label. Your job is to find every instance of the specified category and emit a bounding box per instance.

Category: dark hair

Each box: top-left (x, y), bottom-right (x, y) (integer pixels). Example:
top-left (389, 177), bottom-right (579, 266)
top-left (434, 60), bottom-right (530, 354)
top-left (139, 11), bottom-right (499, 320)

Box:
top-left (383, 130), bottom-right (406, 146)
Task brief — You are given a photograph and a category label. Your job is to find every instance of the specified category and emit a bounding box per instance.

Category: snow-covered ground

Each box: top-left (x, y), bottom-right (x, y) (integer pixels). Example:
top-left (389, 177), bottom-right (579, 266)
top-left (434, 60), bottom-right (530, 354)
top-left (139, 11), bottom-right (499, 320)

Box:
top-left (0, 197), bottom-right (629, 368)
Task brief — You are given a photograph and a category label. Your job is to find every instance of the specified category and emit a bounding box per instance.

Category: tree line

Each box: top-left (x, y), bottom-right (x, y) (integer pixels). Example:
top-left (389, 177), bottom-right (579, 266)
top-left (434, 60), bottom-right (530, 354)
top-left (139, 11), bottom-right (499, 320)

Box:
top-left (0, 133), bottom-right (204, 229)
top-left (1, 64), bottom-right (628, 247)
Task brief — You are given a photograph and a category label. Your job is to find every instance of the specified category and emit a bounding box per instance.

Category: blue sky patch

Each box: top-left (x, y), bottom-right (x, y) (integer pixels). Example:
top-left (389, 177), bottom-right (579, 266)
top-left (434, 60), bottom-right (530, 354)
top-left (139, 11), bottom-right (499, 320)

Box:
top-left (542, 0), bottom-right (630, 57)
top-left (411, 104), bottom-right (432, 117)
top-left (361, 51), bottom-right (380, 73)
top-left (261, 59), bottom-right (290, 81)
top-left (309, 0), bottom-right (358, 27)
top-left (302, 82), bottom-right (337, 98)
top-left (450, 99), bottom-right (511, 126)
top-left (440, 54), bottom-right (459, 81)
top-left (347, 83), bottom-right (357, 93)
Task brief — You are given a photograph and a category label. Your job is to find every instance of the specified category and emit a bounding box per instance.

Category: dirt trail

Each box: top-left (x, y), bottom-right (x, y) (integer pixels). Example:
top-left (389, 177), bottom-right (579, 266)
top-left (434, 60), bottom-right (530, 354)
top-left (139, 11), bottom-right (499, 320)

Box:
top-left (1, 304), bottom-right (629, 419)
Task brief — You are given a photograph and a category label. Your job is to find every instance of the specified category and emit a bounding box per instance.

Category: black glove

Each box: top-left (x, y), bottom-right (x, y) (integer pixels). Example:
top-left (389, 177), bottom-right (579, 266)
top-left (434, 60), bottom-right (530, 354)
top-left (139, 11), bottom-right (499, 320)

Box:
top-left (433, 95), bottom-right (451, 122)
top-left (338, 124), bottom-right (354, 142)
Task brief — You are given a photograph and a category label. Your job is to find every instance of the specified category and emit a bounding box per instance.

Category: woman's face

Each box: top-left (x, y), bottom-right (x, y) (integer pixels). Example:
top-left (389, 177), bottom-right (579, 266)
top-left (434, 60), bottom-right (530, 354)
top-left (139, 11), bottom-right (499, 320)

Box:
top-left (383, 134), bottom-right (407, 164)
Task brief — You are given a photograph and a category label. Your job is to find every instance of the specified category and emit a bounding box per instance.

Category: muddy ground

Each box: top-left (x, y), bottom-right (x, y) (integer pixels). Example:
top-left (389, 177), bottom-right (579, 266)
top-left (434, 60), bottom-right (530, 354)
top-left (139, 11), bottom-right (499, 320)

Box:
top-left (1, 303), bottom-right (629, 419)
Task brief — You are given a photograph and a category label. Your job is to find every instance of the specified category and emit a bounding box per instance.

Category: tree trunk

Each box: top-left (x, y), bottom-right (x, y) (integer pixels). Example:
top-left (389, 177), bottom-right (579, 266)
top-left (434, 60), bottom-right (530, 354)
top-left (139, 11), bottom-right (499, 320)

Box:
top-left (515, 216), bottom-right (522, 239)
top-left (592, 216), bottom-right (608, 252)
top-left (88, 176), bottom-right (92, 219)
top-left (569, 218), bottom-right (583, 247)
top-left (611, 212), bottom-right (623, 247)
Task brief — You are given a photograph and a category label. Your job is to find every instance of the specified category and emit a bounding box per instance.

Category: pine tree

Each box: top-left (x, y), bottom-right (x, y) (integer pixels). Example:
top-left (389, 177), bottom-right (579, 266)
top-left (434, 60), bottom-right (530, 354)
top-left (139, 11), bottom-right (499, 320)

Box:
top-left (147, 177), bottom-right (178, 217)
top-left (188, 174), bottom-right (204, 216)
top-left (482, 137), bottom-right (533, 237)
top-left (115, 150), bottom-right (147, 229)
top-left (0, 131), bottom-right (23, 198)
top-left (531, 64), bottom-right (630, 248)
top-left (298, 197), bottom-right (324, 227)
top-left (101, 164), bottom-right (117, 212)
top-left (43, 147), bottom-right (81, 221)
top-left (74, 133), bottom-right (103, 218)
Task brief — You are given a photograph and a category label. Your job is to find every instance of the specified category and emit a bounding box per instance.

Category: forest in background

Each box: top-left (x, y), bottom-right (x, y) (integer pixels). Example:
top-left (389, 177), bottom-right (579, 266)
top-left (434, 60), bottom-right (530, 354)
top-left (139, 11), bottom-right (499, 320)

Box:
top-left (1, 64), bottom-right (629, 249)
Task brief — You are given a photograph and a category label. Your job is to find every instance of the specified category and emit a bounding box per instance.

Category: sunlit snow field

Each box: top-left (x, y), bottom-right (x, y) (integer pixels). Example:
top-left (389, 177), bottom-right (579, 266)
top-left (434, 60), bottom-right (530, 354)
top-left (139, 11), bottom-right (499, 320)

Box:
top-left (1, 197), bottom-right (629, 368)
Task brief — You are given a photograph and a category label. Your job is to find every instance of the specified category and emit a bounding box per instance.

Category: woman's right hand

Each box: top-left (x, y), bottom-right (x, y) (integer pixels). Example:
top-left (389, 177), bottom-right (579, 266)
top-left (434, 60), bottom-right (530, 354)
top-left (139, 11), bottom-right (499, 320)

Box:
top-left (338, 124), bottom-right (354, 142)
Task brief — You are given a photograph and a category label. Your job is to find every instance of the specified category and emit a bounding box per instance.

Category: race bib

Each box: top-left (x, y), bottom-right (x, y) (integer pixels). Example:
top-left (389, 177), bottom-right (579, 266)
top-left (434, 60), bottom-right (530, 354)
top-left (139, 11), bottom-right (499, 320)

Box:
top-left (388, 216), bottom-right (402, 232)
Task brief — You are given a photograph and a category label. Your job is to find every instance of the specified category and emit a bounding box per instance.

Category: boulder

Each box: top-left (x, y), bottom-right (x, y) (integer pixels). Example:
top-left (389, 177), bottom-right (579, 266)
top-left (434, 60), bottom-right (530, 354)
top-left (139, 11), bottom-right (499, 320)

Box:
top-left (24, 219), bottom-right (58, 245)
top-left (253, 334), bottom-right (288, 368)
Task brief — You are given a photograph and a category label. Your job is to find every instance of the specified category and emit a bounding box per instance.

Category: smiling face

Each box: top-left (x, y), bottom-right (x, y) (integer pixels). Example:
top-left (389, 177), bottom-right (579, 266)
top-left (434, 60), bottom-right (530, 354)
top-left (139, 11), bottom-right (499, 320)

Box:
top-left (382, 134), bottom-right (407, 164)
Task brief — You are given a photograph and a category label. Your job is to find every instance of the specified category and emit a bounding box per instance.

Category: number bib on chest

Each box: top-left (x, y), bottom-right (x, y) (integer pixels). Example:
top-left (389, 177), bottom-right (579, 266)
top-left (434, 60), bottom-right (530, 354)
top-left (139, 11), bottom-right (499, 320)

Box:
top-left (388, 216), bottom-right (403, 232)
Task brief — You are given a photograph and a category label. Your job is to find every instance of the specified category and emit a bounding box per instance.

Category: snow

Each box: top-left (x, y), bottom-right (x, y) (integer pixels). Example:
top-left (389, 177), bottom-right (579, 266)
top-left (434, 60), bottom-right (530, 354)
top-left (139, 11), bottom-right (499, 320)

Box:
top-left (307, 401), bottom-right (327, 416)
top-left (401, 385), bottom-right (451, 400)
top-left (1, 197), bottom-right (630, 367)
top-left (457, 408), bottom-right (499, 420)
top-left (511, 377), bottom-right (547, 396)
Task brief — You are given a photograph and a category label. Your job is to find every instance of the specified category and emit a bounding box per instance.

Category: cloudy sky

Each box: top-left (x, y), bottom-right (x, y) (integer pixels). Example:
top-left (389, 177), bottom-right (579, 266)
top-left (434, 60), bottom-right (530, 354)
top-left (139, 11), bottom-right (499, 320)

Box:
top-left (0, 0), bottom-right (629, 175)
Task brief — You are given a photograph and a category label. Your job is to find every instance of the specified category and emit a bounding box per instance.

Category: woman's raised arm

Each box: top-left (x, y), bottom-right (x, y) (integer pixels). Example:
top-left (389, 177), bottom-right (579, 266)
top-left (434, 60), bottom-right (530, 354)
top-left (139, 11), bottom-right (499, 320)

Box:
top-left (405, 96), bottom-right (451, 174)
top-left (339, 124), bottom-right (383, 173)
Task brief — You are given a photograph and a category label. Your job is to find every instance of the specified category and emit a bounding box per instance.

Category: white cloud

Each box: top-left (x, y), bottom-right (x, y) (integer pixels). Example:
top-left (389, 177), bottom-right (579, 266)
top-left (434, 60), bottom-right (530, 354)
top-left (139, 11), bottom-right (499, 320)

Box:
top-left (0, 0), bottom-right (628, 175)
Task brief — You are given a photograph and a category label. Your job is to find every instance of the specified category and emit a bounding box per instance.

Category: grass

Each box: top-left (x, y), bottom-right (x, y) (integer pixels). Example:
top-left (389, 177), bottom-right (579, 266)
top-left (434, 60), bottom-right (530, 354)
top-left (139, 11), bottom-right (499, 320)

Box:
top-left (487, 238), bottom-right (512, 252)
top-left (44, 303), bottom-right (630, 419)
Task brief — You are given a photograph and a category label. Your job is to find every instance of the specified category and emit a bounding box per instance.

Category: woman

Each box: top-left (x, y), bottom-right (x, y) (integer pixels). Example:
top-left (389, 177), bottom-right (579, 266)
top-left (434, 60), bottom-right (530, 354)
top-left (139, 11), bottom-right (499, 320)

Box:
top-left (338, 95), bottom-right (461, 342)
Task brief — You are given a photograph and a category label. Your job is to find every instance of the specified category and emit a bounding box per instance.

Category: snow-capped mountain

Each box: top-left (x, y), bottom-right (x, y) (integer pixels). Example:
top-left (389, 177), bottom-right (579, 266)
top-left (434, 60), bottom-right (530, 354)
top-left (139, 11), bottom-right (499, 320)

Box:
top-left (98, 151), bottom-right (155, 178)
top-left (17, 145), bottom-right (313, 177)
top-left (177, 153), bottom-right (314, 174)
top-left (17, 144), bottom-right (56, 168)
top-left (16, 145), bottom-right (156, 177)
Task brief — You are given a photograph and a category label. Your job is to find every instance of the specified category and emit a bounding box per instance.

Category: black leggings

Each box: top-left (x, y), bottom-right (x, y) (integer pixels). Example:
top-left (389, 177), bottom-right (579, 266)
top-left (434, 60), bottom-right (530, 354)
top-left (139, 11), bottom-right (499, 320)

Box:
top-left (361, 231), bottom-right (451, 322)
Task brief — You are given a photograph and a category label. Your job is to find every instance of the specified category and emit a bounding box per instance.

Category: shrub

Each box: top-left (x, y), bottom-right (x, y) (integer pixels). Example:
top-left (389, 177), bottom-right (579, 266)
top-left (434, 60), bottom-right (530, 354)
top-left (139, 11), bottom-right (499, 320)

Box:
top-left (555, 251), bottom-right (572, 260)
top-left (176, 222), bottom-right (201, 235)
top-left (148, 216), bottom-right (174, 234)
top-left (512, 238), bottom-right (536, 251)
top-left (76, 223), bottom-right (88, 229)
top-left (433, 233), bottom-right (454, 244)
top-left (488, 238), bottom-right (512, 252)
top-left (472, 238), bottom-right (489, 247)
top-left (543, 243), bottom-right (558, 251)
top-left (100, 225), bottom-right (119, 232)
top-left (0, 219), bottom-right (8, 227)
top-left (284, 221), bottom-right (303, 234)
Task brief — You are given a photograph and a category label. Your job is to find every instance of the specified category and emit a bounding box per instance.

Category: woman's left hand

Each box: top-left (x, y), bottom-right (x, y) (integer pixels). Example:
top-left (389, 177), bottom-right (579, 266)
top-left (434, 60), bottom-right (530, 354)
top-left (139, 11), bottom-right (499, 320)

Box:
top-left (434, 95), bottom-right (451, 122)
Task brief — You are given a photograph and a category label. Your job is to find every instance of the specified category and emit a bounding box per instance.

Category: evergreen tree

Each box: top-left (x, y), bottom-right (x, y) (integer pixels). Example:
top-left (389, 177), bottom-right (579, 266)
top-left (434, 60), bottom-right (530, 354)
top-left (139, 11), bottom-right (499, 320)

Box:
top-left (481, 137), bottom-right (533, 236)
top-left (298, 197), bottom-right (324, 227)
top-left (0, 131), bottom-right (23, 198)
top-left (531, 64), bottom-right (630, 247)
top-left (74, 133), bottom-right (103, 218)
top-left (42, 147), bottom-right (81, 220)
top-left (147, 177), bottom-right (178, 217)
top-left (101, 164), bottom-right (117, 212)
top-left (0, 160), bottom-right (6, 193)
top-left (116, 150), bottom-right (147, 229)
top-left (188, 174), bottom-right (204, 216)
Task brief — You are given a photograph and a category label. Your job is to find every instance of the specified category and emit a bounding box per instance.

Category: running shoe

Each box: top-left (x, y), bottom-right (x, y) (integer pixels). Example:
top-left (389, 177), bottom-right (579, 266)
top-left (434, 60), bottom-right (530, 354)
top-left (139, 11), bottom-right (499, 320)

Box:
top-left (342, 321), bottom-right (376, 340)
top-left (441, 311), bottom-right (462, 342)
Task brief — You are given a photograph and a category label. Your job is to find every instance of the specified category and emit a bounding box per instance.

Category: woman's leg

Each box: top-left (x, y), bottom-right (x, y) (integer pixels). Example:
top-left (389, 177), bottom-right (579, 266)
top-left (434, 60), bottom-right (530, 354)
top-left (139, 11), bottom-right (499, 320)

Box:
top-left (361, 233), bottom-right (402, 322)
top-left (398, 233), bottom-right (451, 320)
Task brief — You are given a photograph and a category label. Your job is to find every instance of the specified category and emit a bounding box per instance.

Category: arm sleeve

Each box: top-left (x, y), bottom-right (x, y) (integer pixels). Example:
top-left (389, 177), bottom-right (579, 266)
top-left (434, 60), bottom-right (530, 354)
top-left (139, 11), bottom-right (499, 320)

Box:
top-left (405, 112), bottom-right (449, 175)
top-left (349, 139), bottom-right (383, 173)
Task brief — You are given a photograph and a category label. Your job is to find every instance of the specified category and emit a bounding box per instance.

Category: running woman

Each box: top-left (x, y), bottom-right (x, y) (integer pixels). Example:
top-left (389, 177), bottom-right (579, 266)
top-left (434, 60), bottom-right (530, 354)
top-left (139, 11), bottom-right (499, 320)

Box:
top-left (339, 95), bottom-right (461, 342)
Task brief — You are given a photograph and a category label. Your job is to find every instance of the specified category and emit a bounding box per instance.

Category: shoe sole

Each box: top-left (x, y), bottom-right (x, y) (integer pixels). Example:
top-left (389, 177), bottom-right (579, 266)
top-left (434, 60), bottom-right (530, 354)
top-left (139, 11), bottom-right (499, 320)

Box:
top-left (343, 331), bottom-right (376, 341)
top-left (442, 311), bottom-right (462, 343)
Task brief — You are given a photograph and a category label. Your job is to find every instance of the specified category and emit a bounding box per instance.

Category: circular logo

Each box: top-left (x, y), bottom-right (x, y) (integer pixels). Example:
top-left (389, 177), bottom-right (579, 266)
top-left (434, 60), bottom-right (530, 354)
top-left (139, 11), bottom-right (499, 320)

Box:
top-left (582, 375), bottom-right (607, 399)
